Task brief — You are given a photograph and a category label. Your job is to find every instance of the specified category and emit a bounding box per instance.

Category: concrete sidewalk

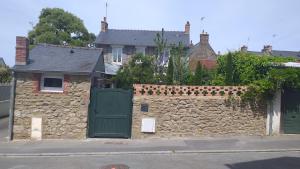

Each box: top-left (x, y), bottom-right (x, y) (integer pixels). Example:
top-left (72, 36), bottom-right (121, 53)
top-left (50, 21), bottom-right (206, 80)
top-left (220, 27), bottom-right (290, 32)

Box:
top-left (0, 135), bottom-right (300, 156)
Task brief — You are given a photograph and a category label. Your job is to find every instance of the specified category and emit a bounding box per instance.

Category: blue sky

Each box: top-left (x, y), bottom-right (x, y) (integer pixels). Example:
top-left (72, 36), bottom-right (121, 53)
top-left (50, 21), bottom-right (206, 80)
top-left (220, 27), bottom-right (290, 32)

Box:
top-left (0, 0), bottom-right (299, 66)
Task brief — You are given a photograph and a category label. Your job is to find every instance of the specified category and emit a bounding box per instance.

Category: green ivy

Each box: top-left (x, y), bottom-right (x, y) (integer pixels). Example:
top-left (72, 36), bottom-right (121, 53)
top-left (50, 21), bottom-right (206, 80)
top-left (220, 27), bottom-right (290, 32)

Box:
top-left (217, 52), bottom-right (295, 85)
top-left (0, 65), bottom-right (11, 83)
top-left (217, 52), bottom-right (299, 101)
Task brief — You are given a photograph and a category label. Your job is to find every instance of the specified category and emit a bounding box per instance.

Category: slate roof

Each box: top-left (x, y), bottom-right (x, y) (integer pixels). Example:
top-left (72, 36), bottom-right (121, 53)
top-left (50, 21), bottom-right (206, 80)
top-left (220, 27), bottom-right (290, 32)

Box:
top-left (248, 50), bottom-right (300, 59)
top-left (105, 63), bottom-right (120, 75)
top-left (188, 42), bottom-right (217, 59)
top-left (95, 29), bottom-right (190, 47)
top-left (13, 44), bottom-right (104, 75)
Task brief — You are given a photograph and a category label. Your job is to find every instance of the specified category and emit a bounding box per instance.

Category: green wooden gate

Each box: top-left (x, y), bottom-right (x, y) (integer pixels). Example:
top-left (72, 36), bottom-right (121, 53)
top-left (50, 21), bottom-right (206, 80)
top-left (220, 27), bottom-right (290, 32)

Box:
top-left (88, 88), bottom-right (133, 138)
top-left (282, 89), bottom-right (300, 134)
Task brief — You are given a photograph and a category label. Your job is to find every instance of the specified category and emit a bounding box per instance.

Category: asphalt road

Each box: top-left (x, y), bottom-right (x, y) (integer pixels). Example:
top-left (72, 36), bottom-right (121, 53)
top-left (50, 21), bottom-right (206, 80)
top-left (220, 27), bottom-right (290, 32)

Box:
top-left (0, 151), bottom-right (299, 169)
top-left (0, 117), bottom-right (8, 142)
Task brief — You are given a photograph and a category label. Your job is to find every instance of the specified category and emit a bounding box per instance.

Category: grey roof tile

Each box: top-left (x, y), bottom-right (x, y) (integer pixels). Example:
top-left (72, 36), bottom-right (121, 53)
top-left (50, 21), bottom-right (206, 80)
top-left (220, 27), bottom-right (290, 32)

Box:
top-left (105, 63), bottom-right (120, 75)
top-left (95, 29), bottom-right (190, 47)
top-left (188, 42), bottom-right (217, 59)
top-left (13, 44), bottom-right (104, 74)
top-left (248, 50), bottom-right (300, 59)
top-left (271, 50), bottom-right (300, 58)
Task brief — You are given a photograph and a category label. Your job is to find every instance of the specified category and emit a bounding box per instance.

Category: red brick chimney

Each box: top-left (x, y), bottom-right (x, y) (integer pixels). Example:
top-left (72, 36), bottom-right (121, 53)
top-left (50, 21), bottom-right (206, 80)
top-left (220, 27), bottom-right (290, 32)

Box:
top-left (262, 45), bottom-right (272, 54)
top-left (184, 21), bottom-right (190, 34)
top-left (200, 30), bottom-right (209, 45)
top-left (101, 17), bottom-right (108, 32)
top-left (15, 36), bottom-right (29, 65)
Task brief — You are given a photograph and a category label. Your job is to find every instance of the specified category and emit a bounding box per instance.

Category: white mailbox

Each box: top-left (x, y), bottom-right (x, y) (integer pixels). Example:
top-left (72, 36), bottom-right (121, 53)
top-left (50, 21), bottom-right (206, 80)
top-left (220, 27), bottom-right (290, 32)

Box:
top-left (141, 118), bottom-right (156, 133)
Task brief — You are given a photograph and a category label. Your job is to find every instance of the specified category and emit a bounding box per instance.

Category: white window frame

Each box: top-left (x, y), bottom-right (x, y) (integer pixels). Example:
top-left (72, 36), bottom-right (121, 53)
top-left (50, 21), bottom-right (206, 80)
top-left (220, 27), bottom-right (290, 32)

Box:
top-left (40, 74), bottom-right (64, 93)
top-left (112, 47), bottom-right (123, 65)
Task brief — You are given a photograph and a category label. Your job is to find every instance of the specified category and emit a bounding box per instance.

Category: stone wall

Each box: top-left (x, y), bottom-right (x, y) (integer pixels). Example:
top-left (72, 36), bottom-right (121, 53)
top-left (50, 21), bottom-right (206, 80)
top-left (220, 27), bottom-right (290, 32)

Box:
top-left (13, 73), bottom-right (91, 140)
top-left (132, 84), bottom-right (267, 139)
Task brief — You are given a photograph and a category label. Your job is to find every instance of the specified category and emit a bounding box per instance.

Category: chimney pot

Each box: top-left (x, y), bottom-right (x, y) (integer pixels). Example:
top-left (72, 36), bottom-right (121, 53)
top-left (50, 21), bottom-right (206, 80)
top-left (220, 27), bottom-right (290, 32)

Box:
top-left (262, 45), bottom-right (272, 54)
top-left (241, 45), bottom-right (248, 52)
top-left (184, 21), bottom-right (190, 34)
top-left (101, 17), bottom-right (108, 32)
top-left (200, 31), bottom-right (209, 45)
top-left (15, 36), bottom-right (29, 65)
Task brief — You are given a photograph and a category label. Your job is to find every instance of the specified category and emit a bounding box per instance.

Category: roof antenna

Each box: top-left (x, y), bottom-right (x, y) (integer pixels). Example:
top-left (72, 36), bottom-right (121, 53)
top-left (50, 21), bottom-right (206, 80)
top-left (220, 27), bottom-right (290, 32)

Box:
top-left (105, 0), bottom-right (108, 19)
top-left (246, 37), bottom-right (250, 46)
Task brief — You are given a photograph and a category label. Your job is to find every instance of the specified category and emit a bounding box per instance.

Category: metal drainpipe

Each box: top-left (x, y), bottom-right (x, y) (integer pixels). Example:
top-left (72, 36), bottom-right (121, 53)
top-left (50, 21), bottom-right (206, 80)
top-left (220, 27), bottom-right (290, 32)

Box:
top-left (8, 71), bottom-right (16, 141)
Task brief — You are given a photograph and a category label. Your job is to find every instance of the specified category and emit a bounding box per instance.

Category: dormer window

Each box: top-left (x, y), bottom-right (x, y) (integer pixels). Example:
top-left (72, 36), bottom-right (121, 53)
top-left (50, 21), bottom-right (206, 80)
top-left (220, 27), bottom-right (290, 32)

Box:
top-left (112, 47), bottom-right (122, 64)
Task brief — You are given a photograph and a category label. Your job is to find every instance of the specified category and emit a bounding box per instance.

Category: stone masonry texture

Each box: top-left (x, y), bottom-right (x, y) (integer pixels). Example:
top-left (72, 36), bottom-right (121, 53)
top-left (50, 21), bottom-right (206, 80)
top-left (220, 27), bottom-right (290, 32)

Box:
top-left (13, 73), bottom-right (91, 140)
top-left (132, 95), bottom-right (266, 139)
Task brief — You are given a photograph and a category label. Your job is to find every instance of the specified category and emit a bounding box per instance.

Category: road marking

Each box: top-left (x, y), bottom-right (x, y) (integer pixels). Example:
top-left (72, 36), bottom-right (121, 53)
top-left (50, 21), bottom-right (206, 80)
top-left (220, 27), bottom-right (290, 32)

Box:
top-left (0, 149), bottom-right (300, 157)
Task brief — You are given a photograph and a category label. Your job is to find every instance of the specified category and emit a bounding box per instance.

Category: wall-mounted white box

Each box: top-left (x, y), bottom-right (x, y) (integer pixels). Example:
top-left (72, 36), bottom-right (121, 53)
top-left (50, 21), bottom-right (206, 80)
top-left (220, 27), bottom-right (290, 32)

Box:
top-left (31, 117), bottom-right (42, 140)
top-left (141, 118), bottom-right (156, 133)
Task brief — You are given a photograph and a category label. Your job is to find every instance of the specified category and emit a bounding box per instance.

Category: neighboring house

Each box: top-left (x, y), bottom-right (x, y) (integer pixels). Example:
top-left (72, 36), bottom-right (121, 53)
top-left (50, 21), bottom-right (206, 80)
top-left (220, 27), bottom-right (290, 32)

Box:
top-left (9, 20), bottom-right (215, 140)
top-left (95, 17), bottom-right (219, 73)
top-left (0, 83), bottom-right (10, 118)
top-left (0, 57), bottom-right (6, 67)
top-left (0, 57), bottom-right (10, 118)
top-left (241, 45), bottom-right (300, 60)
top-left (188, 31), bottom-right (217, 72)
top-left (95, 17), bottom-right (190, 68)
top-left (12, 36), bottom-right (106, 139)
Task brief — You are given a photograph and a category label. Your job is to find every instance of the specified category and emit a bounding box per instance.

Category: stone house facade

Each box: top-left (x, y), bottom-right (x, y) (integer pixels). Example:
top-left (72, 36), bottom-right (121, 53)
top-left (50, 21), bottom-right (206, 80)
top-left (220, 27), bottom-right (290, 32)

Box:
top-left (12, 37), bottom-right (105, 140)
top-left (95, 17), bottom-right (191, 67)
top-left (95, 17), bottom-right (219, 74)
top-left (188, 31), bottom-right (218, 72)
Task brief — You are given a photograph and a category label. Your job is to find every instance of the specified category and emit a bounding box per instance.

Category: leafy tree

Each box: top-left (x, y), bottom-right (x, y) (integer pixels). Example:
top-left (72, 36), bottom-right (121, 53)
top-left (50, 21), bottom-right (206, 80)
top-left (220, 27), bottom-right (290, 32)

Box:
top-left (224, 52), bottom-right (234, 85)
top-left (153, 29), bottom-right (168, 83)
top-left (154, 28), bottom-right (167, 64)
top-left (170, 43), bottom-right (189, 85)
top-left (189, 62), bottom-right (215, 85)
top-left (191, 62), bottom-right (204, 85)
top-left (243, 68), bottom-right (300, 101)
top-left (166, 56), bottom-right (174, 84)
top-left (114, 54), bottom-right (155, 89)
top-left (217, 51), bottom-right (295, 85)
top-left (216, 51), bottom-right (297, 101)
top-left (28, 8), bottom-right (95, 47)
top-left (0, 65), bottom-right (11, 83)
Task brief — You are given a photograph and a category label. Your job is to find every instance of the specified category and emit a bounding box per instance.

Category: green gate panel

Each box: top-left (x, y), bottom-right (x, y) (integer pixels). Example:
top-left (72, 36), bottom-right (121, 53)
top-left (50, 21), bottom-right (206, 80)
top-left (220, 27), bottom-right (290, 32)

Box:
top-left (88, 88), bottom-right (133, 138)
top-left (282, 89), bottom-right (300, 134)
